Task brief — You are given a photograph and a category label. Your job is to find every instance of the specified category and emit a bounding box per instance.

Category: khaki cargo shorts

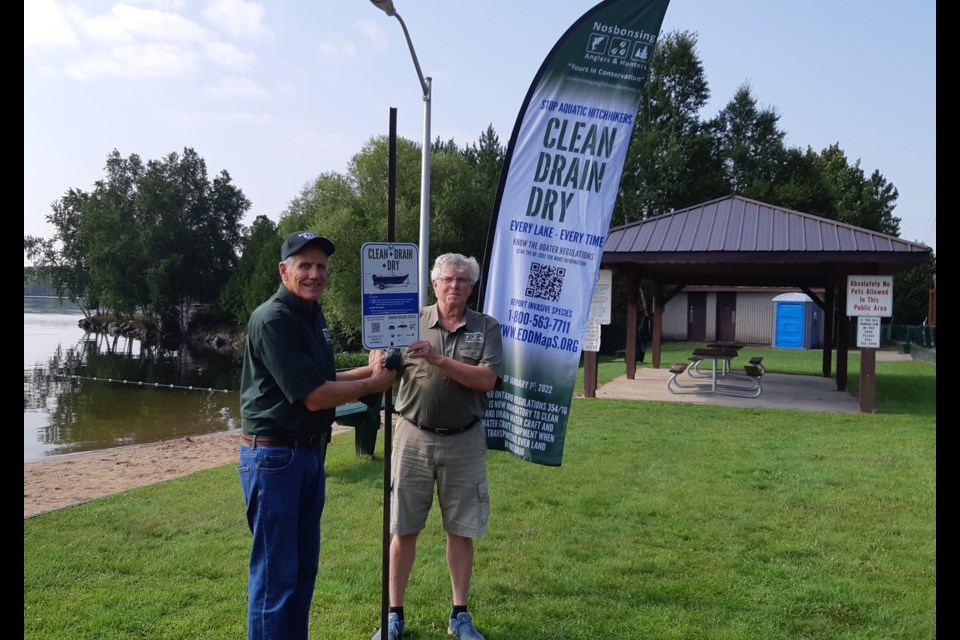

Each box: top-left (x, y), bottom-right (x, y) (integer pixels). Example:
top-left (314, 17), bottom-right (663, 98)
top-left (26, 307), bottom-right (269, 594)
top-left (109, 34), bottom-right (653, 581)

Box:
top-left (390, 417), bottom-right (490, 538)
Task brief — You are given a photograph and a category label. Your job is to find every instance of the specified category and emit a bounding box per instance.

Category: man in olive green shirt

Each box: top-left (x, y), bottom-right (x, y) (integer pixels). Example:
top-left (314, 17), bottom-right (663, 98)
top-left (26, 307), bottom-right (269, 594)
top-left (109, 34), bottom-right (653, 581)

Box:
top-left (372, 253), bottom-right (503, 640)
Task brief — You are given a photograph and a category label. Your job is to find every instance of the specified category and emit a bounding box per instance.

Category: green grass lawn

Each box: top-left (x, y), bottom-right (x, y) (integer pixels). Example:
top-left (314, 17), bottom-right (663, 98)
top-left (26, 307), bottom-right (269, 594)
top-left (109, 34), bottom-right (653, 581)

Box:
top-left (24, 346), bottom-right (935, 639)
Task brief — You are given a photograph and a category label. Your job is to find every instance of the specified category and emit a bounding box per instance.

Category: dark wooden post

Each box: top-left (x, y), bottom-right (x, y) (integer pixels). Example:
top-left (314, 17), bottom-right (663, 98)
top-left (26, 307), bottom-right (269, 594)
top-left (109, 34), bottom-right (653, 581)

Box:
top-left (836, 282), bottom-right (848, 392)
top-left (626, 271), bottom-right (638, 380)
top-left (583, 351), bottom-right (598, 398)
top-left (822, 281), bottom-right (835, 378)
top-left (652, 283), bottom-right (663, 369)
top-left (859, 348), bottom-right (876, 413)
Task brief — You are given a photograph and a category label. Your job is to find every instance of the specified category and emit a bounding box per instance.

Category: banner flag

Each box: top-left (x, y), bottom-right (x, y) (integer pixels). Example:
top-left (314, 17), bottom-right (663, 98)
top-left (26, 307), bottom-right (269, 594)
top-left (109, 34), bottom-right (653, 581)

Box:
top-left (478, 0), bottom-right (671, 466)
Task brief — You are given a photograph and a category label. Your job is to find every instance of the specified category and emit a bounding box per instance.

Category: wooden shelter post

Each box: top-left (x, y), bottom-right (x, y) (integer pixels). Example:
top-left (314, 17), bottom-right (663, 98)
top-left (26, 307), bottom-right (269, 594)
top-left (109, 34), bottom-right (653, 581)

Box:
top-left (836, 283), bottom-right (849, 391)
top-left (652, 282), bottom-right (663, 369)
top-left (822, 280), bottom-right (836, 378)
top-left (626, 270), bottom-right (638, 379)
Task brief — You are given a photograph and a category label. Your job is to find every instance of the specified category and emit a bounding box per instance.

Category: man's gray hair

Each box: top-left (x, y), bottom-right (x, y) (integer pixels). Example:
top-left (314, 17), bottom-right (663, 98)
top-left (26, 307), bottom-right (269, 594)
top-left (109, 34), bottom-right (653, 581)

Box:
top-left (431, 253), bottom-right (480, 284)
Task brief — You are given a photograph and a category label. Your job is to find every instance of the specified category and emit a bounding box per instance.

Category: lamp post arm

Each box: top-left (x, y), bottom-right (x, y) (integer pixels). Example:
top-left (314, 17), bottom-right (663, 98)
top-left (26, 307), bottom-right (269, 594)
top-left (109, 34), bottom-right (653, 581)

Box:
top-left (392, 12), bottom-right (429, 98)
top-left (371, 2), bottom-right (432, 307)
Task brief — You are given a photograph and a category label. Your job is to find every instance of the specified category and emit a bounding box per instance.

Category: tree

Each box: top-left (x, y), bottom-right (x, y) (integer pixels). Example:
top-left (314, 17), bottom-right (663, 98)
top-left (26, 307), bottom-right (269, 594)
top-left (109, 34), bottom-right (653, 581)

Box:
top-left (759, 146), bottom-right (835, 217)
top-left (268, 130), bottom-right (506, 350)
top-left (219, 215), bottom-right (282, 325)
top-left (606, 29), bottom-right (919, 327)
top-left (893, 252), bottom-right (935, 325)
top-left (814, 144), bottom-right (900, 235)
top-left (134, 148), bottom-right (249, 331)
top-left (614, 31), bottom-right (902, 242)
top-left (463, 124), bottom-right (508, 299)
top-left (24, 148), bottom-right (249, 334)
top-left (24, 189), bottom-right (98, 317)
top-left (23, 266), bottom-right (56, 297)
top-left (428, 137), bottom-right (499, 266)
top-left (614, 30), bottom-right (726, 225)
top-left (708, 84), bottom-right (787, 196)
top-left (463, 124), bottom-right (507, 199)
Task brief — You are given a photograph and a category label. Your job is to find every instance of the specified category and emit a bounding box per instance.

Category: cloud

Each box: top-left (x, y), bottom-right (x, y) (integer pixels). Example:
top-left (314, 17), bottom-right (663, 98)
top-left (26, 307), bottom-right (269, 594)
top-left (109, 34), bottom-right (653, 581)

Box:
top-left (206, 76), bottom-right (267, 99)
top-left (356, 19), bottom-right (388, 51)
top-left (23, 0), bottom-right (80, 48)
top-left (277, 82), bottom-right (298, 97)
top-left (80, 4), bottom-right (211, 45)
top-left (316, 18), bottom-right (391, 61)
top-left (202, 0), bottom-right (274, 41)
top-left (172, 109), bottom-right (276, 125)
top-left (128, 0), bottom-right (187, 10)
top-left (317, 36), bottom-right (357, 60)
top-left (64, 43), bottom-right (201, 80)
top-left (26, 1), bottom-right (269, 81)
top-left (206, 41), bottom-right (258, 72)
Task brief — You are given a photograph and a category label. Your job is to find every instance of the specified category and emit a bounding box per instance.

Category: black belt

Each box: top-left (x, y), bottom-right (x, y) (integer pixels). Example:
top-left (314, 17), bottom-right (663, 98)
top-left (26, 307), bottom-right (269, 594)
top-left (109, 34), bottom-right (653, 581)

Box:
top-left (403, 416), bottom-right (477, 436)
top-left (241, 433), bottom-right (327, 448)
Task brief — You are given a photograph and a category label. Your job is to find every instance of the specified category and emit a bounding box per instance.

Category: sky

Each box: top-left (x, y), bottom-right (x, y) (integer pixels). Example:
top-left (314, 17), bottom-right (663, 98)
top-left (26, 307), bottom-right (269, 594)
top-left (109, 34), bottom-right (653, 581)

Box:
top-left (24, 0), bottom-right (937, 265)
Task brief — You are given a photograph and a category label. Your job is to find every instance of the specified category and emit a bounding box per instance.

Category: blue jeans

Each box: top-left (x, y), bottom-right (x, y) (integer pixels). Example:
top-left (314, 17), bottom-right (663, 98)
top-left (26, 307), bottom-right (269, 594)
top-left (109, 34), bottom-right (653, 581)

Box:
top-left (238, 442), bottom-right (328, 640)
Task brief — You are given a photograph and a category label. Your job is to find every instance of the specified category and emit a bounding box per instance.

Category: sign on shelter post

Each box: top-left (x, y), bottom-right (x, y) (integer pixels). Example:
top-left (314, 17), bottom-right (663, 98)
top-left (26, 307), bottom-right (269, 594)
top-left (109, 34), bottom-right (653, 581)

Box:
top-left (846, 275), bottom-right (893, 413)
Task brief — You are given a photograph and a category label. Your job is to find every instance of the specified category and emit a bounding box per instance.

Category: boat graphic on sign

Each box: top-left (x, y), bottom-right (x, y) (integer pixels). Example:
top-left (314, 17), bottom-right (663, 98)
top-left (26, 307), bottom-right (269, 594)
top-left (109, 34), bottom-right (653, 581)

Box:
top-left (372, 273), bottom-right (410, 289)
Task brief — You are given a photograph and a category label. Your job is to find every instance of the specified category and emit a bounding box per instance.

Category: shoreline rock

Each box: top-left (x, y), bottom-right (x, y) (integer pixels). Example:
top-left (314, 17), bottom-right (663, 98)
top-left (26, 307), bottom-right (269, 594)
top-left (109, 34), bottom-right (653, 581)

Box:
top-left (78, 316), bottom-right (246, 356)
top-left (186, 325), bottom-right (247, 355)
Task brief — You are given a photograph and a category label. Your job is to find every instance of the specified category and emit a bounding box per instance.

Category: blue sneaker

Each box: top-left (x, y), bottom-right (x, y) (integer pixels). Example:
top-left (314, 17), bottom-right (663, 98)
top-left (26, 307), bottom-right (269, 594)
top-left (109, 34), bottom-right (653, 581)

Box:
top-left (448, 612), bottom-right (485, 640)
top-left (371, 612), bottom-right (403, 640)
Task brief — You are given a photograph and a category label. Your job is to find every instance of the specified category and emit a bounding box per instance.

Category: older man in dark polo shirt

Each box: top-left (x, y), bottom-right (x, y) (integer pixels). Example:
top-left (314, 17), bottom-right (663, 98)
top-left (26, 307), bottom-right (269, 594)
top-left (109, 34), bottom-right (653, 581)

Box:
top-left (372, 253), bottom-right (503, 640)
top-left (239, 230), bottom-right (395, 640)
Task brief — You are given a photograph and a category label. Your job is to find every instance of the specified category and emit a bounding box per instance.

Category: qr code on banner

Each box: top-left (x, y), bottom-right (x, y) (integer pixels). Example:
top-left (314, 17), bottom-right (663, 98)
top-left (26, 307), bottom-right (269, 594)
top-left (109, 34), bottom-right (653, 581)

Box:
top-left (525, 262), bottom-right (565, 302)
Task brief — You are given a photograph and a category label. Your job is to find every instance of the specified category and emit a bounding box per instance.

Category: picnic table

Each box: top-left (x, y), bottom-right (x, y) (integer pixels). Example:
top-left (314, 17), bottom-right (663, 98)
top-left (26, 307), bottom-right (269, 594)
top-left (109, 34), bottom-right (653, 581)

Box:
top-left (689, 345), bottom-right (741, 378)
top-left (666, 345), bottom-right (763, 398)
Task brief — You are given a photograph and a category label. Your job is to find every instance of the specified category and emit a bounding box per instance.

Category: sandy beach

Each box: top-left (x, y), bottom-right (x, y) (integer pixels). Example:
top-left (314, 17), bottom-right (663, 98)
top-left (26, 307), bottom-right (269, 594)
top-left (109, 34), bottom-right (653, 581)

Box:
top-left (23, 427), bottom-right (349, 519)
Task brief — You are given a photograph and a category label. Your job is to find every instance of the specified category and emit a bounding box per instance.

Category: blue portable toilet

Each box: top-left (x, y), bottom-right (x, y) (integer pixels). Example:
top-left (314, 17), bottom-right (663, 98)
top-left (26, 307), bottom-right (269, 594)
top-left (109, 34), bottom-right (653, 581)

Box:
top-left (772, 293), bottom-right (823, 349)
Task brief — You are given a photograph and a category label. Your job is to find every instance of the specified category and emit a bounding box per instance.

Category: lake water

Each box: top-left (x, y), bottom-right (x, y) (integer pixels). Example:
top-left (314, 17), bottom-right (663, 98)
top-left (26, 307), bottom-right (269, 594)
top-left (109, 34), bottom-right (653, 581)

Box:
top-left (24, 297), bottom-right (241, 462)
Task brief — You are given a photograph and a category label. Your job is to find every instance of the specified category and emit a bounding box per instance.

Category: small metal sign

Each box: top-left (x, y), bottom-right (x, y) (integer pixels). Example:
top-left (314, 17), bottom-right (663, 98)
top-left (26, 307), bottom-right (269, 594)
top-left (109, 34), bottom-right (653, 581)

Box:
top-left (582, 322), bottom-right (602, 352)
top-left (857, 316), bottom-right (881, 349)
top-left (361, 242), bottom-right (420, 349)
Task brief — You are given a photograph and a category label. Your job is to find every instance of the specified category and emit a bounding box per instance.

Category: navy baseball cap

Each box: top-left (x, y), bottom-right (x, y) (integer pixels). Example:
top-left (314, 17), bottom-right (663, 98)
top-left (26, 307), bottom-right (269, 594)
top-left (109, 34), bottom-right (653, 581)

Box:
top-left (281, 231), bottom-right (336, 260)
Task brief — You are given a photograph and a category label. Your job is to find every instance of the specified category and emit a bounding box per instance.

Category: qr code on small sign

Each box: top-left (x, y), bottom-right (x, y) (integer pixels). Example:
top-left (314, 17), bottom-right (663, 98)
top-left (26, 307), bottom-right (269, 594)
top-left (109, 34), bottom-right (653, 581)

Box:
top-left (372, 322), bottom-right (381, 332)
top-left (525, 261), bottom-right (565, 302)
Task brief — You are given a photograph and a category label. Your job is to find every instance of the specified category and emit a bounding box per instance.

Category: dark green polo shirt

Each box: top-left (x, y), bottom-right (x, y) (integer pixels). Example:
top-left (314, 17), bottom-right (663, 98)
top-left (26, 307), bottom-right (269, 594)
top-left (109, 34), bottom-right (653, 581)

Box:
top-left (394, 304), bottom-right (504, 430)
top-left (240, 285), bottom-right (337, 438)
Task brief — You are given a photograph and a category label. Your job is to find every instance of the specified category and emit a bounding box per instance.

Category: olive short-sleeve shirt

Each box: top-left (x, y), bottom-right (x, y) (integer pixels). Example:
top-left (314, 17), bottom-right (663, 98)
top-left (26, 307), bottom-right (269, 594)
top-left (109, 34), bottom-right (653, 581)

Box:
top-left (240, 285), bottom-right (337, 438)
top-left (394, 304), bottom-right (504, 430)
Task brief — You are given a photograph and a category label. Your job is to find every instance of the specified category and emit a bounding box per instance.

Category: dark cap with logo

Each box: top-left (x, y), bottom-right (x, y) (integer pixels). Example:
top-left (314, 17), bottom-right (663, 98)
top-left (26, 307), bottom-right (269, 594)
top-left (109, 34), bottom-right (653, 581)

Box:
top-left (281, 231), bottom-right (336, 260)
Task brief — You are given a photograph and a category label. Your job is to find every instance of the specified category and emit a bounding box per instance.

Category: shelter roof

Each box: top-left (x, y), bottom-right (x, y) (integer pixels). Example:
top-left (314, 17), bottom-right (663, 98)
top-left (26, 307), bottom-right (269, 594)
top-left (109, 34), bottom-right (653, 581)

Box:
top-left (601, 195), bottom-right (931, 288)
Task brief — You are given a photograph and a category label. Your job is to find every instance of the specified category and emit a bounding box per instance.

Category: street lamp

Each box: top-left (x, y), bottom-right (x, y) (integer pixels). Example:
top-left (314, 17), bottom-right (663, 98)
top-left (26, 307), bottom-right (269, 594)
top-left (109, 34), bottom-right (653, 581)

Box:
top-left (369, 0), bottom-right (431, 308)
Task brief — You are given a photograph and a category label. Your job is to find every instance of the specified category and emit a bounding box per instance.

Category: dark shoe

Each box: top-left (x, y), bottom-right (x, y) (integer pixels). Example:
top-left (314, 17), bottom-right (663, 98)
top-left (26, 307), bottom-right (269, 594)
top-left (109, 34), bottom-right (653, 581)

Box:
top-left (371, 612), bottom-right (403, 640)
top-left (448, 612), bottom-right (485, 640)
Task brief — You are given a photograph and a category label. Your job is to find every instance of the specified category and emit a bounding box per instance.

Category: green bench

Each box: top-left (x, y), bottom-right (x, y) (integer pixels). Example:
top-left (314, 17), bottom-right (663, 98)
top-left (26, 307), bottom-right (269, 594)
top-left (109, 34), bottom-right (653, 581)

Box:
top-left (334, 392), bottom-right (385, 457)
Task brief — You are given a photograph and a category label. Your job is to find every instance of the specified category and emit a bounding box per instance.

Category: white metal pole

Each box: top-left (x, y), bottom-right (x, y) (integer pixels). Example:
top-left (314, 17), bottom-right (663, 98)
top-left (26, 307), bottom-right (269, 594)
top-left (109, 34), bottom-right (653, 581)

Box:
top-left (419, 77), bottom-right (431, 308)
